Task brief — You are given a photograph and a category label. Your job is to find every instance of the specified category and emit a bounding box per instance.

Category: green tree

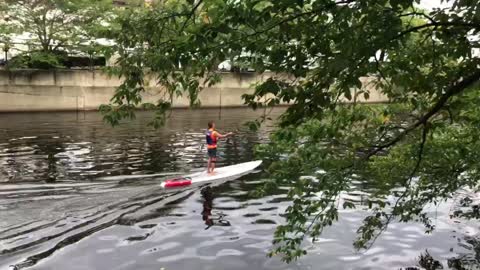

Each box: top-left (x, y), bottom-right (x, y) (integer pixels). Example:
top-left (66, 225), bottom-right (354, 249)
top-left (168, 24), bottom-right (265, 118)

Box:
top-left (100, 0), bottom-right (224, 127)
top-left (104, 0), bottom-right (480, 262)
top-left (0, 0), bottom-right (116, 68)
top-left (0, 4), bottom-right (14, 59)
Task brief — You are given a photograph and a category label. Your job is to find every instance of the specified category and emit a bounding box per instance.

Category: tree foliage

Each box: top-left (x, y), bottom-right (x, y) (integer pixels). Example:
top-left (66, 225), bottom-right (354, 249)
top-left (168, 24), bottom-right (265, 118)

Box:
top-left (6, 51), bottom-right (66, 69)
top-left (104, 0), bottom-right (480, 262)
top-left (0, 0), bottom-right (115, 68)
top-left (0, 4), bottom-right (13, 53)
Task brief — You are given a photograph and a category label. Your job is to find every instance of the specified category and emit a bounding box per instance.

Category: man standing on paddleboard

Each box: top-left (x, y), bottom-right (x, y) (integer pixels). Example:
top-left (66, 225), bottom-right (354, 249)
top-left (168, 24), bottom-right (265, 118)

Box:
top-left (206, 121), bottom-right (233, 174)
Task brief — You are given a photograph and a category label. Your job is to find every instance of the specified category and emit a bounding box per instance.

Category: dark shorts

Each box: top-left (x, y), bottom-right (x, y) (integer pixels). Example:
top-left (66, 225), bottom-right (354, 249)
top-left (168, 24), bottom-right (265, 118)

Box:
top-left (207, 148), bottom-right (217, 158)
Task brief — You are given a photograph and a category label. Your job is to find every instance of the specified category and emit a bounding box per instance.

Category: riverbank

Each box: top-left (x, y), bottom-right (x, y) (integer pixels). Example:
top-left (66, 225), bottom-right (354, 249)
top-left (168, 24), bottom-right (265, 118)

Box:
top-left (0, 69), bottom-right (388, 112)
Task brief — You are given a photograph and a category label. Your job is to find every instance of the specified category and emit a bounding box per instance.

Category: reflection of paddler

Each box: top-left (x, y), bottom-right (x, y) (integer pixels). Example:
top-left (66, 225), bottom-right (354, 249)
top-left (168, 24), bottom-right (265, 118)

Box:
top-left (200, 186), bottom-right (231, 229)
top-left (201, 187), bottom-right (214, 227)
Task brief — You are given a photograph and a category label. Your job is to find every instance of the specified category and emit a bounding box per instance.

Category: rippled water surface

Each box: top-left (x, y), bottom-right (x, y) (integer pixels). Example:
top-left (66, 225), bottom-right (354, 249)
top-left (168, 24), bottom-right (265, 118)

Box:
top-left (0, 109), bottom-right (478, 270)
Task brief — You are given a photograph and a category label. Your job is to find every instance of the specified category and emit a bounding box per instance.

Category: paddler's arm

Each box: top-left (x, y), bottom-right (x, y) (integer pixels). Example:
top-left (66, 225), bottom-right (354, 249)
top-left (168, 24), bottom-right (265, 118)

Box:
top-left (214, 131), bottom-right (233, 139)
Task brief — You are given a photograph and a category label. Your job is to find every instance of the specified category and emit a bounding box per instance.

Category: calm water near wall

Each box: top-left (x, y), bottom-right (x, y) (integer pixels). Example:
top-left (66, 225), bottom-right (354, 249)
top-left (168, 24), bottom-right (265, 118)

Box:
top-left (0, 109), bottom-right (477, 270)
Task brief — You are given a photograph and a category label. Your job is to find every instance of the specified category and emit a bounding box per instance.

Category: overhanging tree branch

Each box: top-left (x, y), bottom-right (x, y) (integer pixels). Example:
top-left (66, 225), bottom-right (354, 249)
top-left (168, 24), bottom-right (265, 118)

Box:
top-left (362, 123), bottom-right (429, 250)
top-left (246, 0), bottom-right (355, 38)
top-left (367, 70), bottom-right (480, 159)
top-left (179, 0), bottom-right (204, 34)
top-left (395, 21), bottom-right (480, 40)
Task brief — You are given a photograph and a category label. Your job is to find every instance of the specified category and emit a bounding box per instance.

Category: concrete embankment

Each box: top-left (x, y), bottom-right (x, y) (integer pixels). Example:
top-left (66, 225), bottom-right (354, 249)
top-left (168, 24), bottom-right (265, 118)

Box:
top-left (0, 69), bottom-right (387, 112)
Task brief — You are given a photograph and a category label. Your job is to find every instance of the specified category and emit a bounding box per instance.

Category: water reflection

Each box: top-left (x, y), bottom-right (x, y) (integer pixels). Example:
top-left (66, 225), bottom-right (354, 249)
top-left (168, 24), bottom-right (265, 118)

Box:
top-left (0, 109), bottom-right (478, 270)
top-left (0, 109), bottom-right (270, 183)
top-left (201, 186), bottom-right (231, 229)
top-left (399, 245), bottom-right (480, 270)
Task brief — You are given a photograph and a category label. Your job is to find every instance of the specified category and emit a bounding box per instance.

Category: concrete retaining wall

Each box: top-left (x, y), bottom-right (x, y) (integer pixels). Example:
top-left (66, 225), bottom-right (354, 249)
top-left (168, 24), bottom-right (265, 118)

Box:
top-left (0, 69), bottom-right (388, 112)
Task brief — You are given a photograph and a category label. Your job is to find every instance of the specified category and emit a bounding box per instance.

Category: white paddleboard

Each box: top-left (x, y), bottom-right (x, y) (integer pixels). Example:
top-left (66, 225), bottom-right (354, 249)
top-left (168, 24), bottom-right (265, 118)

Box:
top-left (161, 160), bottom-right (262, 188)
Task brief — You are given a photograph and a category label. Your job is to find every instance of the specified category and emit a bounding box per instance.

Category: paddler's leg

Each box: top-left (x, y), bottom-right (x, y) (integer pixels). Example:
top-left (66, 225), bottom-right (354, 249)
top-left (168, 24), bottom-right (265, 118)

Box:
top-left (207, 157), bottom-right (212, 173)
top-left (211, 157), bottom-right (216, 173)
top-left (207, 148), bottom-right (215, 173)
top-left (211, 148), bottom-right (217, 173)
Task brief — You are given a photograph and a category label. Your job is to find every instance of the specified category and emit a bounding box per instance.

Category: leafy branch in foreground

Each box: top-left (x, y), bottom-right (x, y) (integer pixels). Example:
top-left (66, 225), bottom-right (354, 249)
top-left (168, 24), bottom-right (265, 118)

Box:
top-left (105, 0), bottom-right (480, 262)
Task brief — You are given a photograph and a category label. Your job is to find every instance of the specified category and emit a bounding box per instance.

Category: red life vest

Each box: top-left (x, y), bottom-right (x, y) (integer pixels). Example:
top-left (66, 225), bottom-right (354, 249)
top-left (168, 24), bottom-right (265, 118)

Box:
top-left (206, 128), bottom-right (217, 149)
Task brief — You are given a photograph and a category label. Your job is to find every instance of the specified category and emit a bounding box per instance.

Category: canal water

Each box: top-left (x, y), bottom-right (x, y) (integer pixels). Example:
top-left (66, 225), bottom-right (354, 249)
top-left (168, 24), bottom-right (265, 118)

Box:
top-left (0, 109), bottom-right (477, 270)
